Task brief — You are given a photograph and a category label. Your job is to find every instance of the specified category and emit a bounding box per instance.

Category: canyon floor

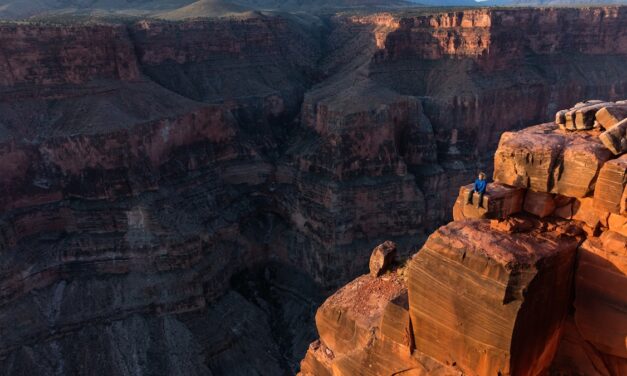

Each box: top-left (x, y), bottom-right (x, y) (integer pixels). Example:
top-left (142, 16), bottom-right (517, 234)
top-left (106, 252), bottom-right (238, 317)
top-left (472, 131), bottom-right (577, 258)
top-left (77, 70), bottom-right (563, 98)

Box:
top-left (0, 5), bottom-right (626, 376)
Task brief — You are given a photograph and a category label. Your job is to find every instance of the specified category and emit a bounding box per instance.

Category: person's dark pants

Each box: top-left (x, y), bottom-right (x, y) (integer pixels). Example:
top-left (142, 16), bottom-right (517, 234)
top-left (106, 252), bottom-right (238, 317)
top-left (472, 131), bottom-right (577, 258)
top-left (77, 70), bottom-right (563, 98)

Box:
top-left (467, 189), bottom-right (485, 208)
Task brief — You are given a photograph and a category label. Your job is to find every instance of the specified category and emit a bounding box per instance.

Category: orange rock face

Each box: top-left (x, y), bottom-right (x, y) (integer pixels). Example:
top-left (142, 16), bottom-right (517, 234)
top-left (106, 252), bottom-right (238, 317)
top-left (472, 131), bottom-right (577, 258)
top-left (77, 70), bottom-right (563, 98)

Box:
top-left (595, 155), bottom-right (627, 214)
top-left (494, 123), bottom-right (611, 196)
top-left (575, 235), bottom-right (627, 362)
top-left (300, 269), bottom-right (460, 376)
top-left (408, 219), bottom-right (580, 376)
top-left (523, 190), bottom-right (556, 218)
top-left (302, 97), bottom-right (627, 376)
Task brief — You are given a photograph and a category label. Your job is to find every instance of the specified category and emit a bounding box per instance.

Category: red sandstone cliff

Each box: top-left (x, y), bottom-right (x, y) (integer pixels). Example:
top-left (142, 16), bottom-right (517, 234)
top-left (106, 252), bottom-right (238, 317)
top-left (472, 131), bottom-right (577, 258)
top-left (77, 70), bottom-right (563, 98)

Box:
top-left (300, 100), bottom-right (627, 375)
top-left (0, 7), bottom-right (626, 375)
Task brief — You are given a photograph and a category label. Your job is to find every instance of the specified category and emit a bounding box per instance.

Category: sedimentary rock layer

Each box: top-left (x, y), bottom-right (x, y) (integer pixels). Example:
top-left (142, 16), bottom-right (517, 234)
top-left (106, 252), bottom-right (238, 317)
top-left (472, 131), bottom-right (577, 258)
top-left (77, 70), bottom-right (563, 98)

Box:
top-left (302, 97), bottom-right (627, 376)
top-left (408, 220), bottom-right (579, 376)
top-left (1, 7), bottom-right (627, 375)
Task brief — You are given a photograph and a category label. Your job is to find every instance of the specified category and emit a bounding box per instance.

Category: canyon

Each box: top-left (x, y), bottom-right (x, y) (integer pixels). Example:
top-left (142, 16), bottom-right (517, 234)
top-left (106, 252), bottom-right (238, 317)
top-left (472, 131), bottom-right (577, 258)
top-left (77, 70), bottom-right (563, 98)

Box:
top-left (0, 5), bottom-right (626, 375)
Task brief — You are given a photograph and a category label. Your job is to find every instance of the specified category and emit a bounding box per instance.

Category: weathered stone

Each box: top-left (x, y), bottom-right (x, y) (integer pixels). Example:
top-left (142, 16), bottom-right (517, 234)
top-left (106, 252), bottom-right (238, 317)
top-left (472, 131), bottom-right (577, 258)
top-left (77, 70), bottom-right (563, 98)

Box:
top-left (609, 213), bottom-right (627, 237)
top-left (555, 109), bottom-right (568, 127)
top-left (596, 105), bottom-right (627, 130)
top-left (600, 118), bottom-right (627, 155)
top-left (557, 137), bottom-right (612, 197)
top-left (494, 123), bottom-right (566, 192)
top-left (379, 294), bottom-right (413, 351)
top-left (303, 270), bottom-right (459, 376)
top-left (314, 273), bottom-right (406, 357)
top-left (300, 341), bottom-right (334, 376)
top-left (494, 124), bottom-right (610, 197)
top-left (594, 154), bottom-right (627, 213)
top-left (564, 102), bottom-right (612, 130)
top-left (523, 190), bottom-right (556, 218)
top-left (553, 195), bottom-right (576, 220)
top-left (572, 197), bottom-right (609, 231)
top-left (369, 241), bottom-right (398, 277)
top-left (575, 235), bottom-right (627, 363)
top-left (452, 183), bottom-right (524, 221)
top-left (490, 216), bottom-right (535, 233)
top-left (408, 220), bottom-right (580, 376)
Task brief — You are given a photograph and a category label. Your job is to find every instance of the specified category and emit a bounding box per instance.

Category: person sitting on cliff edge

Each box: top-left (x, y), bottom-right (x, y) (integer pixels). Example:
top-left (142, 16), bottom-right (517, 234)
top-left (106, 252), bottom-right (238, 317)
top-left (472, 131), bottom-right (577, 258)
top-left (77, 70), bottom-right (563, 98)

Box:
top-left (467, 172), bottom-right (488, 208)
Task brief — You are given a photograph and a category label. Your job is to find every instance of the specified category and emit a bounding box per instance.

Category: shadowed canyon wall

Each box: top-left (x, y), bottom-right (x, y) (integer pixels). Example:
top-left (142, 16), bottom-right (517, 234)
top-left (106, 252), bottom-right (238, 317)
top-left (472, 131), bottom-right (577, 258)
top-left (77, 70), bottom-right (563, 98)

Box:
top-left (0, 6), bottom-right (626, 375)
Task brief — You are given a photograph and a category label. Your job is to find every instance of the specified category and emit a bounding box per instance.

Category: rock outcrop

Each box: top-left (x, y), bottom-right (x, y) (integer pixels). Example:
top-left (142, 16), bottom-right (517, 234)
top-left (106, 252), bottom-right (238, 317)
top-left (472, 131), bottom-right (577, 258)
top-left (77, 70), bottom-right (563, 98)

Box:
top-left (300, 99), bottom-right (627, 376)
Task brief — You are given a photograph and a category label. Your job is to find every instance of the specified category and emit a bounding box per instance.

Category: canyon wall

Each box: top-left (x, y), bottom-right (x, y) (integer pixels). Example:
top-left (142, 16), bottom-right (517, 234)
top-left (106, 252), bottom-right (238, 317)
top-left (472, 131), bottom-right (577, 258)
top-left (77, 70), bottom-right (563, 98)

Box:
top-left (300, 100), bottom-right (627, 376)
top-left (0, 6), bottom-right (626, 375)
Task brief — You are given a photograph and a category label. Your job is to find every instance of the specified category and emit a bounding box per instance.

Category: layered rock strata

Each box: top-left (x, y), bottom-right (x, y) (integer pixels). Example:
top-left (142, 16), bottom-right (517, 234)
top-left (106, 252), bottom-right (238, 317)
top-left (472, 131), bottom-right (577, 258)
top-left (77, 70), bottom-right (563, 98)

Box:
top-left (1, 6), bottom-right (627, 374)
top-left (301, 100), bottom-right (627, 375)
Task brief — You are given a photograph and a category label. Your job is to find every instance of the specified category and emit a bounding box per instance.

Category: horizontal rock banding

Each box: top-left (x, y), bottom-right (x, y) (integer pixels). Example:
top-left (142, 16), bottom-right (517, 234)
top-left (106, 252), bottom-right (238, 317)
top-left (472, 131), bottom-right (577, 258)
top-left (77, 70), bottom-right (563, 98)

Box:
top-left (303, 97), bottom-right (627, 376)
top-left (408, 220), bottom-right (579, 376)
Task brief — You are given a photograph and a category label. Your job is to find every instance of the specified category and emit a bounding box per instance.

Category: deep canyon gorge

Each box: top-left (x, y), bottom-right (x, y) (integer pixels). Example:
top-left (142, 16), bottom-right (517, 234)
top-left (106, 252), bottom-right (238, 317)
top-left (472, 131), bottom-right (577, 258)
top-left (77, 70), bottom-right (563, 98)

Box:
top-left (0, 5), bottom-right (626, 375)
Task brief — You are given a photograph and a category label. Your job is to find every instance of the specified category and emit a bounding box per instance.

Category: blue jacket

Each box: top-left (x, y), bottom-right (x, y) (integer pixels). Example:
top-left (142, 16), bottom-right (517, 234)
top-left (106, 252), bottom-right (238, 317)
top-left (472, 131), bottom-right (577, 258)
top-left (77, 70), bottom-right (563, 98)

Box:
top-left (474, 178), bottom-right (487, 193)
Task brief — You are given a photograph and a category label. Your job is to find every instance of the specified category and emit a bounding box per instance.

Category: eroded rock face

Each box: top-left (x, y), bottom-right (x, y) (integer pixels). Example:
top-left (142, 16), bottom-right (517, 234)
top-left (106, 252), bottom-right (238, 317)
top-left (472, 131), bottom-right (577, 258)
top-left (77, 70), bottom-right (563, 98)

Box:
top-left (302, 98), bottom-right (627, 376)
top-left (1, 7), bottom-right (627, 375)
top-left (300, 264), bottom-right (460, 376)
top-left (408, 220), bottom-right (580, 376)
top-left (494, 123), bottom-right (611, 196)
top-left (575, 235), bottom-right (627, 362)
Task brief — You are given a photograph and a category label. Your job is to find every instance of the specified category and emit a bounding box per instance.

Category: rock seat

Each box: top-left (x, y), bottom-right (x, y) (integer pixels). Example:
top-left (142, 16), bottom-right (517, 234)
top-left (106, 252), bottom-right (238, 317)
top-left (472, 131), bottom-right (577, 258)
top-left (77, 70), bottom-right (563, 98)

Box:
top-left (452, 183), bottom-right (524, 221)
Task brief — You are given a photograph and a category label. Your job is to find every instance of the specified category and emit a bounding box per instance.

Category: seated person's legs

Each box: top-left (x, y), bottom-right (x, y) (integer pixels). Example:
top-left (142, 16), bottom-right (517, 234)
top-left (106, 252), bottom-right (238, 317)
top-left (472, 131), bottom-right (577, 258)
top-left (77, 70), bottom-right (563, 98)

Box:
top-left (478, 191), bottom-right (485, 208)
top-left (467, 189), bottom-right (475, 204)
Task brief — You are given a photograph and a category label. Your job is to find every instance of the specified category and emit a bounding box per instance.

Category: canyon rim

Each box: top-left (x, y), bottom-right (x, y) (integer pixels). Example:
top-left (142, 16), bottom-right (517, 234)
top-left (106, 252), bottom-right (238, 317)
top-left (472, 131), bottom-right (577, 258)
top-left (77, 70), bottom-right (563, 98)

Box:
top-left (0, 1), bottom-right (626, 375)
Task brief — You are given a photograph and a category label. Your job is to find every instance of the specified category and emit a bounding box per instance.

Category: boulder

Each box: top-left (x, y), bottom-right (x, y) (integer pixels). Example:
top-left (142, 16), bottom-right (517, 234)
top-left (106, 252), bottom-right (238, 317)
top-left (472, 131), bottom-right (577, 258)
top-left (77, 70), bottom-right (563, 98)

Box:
top-left (369, 241), bottom-right (397, 277)
top-left (494, 123), bottom-right (610, 197)
top-left (600, 118), bottom-right (627, 155)
top-left (594, 154), bottom-right (627, 214)
top-left (523, 190), bottom-right (556, 218)
top-left (553, 195), bottom-right (576, 220)
top-left (494, 124), bottom-right (565, 192)
top-left (574, 235), bottom-right (627, 364)
top-left (596, 105), bottom-right (627, 130)
top-left (564, 102), bottom-right (612, 130)
top-left (556, 101), bottom-right (603, 129)
top-left (408, 220), bottom-right (581, 376)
